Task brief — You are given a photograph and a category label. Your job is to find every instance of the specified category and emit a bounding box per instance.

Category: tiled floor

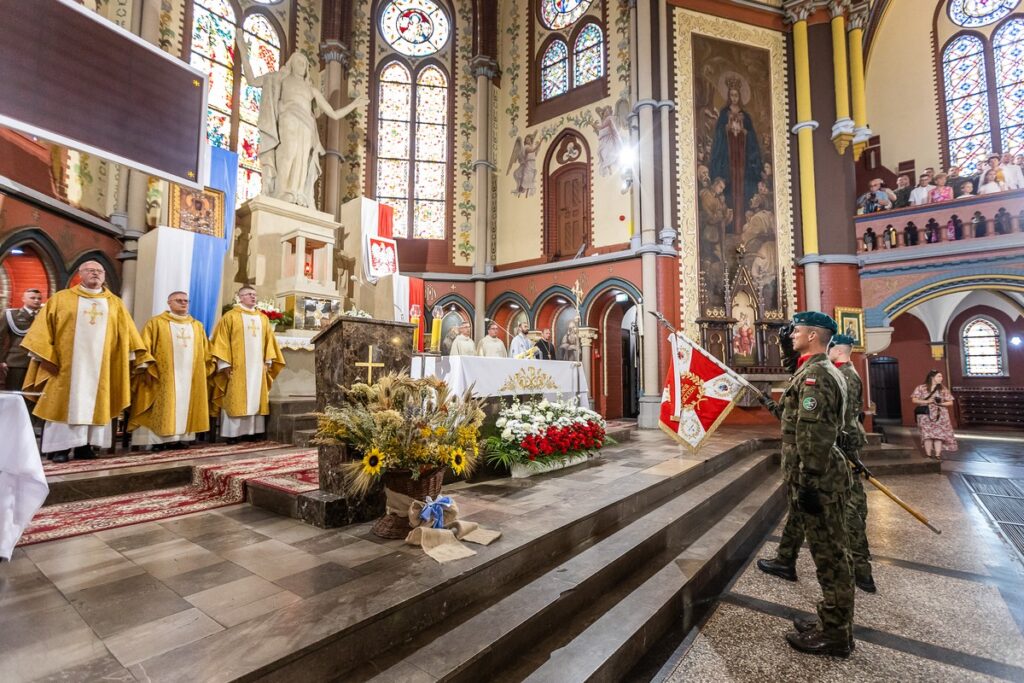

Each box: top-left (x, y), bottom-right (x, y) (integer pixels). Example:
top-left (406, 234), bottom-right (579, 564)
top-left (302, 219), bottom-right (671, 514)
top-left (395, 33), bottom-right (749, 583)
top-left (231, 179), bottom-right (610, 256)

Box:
top-left (656, 447), bottom-right (1024, 683)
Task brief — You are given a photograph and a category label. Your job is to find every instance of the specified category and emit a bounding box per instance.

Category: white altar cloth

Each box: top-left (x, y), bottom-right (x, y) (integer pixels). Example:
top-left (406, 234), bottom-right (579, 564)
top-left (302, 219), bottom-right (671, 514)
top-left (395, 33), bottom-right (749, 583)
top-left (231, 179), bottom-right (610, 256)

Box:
top-left (0, 394), bottom-right (48, 559)
top-left (411, 356), bottom-right (589, 406)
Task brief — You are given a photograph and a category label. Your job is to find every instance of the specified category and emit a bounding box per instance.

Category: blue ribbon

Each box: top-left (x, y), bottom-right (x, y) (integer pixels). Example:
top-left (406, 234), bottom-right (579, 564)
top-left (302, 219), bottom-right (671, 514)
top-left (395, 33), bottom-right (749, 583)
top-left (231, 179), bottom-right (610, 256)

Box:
top-left (419, 495), bottom-right (454, 529)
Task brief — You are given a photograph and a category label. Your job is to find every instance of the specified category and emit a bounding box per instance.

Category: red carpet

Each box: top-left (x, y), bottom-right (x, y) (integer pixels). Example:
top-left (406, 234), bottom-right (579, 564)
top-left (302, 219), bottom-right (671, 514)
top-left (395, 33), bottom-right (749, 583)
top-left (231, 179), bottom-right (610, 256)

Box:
top-left (42, 441), bottom-right (287, 476)
top-left (250, 468), bottom-right (320, 495)
top-left (20, 450), bottom-right (317, 546)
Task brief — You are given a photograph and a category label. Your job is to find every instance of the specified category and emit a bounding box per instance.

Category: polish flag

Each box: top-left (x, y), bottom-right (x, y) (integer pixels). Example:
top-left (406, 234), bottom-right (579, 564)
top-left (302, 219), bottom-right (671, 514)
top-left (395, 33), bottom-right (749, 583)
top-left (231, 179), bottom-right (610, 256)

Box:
top-left (659, 332), bottom-right (746, 451)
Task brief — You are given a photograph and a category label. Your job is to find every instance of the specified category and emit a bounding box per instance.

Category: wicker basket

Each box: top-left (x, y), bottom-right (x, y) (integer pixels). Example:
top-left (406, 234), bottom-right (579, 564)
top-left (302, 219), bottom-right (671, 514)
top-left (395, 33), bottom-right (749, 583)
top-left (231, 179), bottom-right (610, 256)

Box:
top-left (371, 468), bottom-right (446, 539)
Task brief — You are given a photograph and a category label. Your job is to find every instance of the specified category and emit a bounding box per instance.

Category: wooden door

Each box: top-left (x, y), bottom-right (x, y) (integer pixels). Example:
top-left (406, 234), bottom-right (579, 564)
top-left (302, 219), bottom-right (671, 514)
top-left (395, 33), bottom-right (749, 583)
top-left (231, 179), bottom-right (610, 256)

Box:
top-left (869, 356), bottom-right (902, 422)
top-left (547, 164), bottom-right (590, 259)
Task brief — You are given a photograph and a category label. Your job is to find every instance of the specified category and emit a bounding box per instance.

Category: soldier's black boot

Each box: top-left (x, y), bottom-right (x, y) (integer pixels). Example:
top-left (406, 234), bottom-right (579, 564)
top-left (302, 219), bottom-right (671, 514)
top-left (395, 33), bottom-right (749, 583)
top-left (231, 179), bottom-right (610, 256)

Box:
top-left (785, 629), bottom-right (853, 658)
top-left (756, 557), bottom-right (797, 582)
top-left (792, 618), bottom-right (856, 650)
top-left (856, 575), bottom-right (877, 593)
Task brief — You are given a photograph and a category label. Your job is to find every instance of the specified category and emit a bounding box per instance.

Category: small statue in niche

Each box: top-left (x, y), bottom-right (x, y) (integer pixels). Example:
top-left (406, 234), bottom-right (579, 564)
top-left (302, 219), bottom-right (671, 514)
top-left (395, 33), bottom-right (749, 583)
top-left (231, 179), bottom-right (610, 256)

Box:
top-left (883, 224), bottom-right (899, 248)
top-left (925, 218), bottom-right (941, 243)
top-left (947, 214), bottom-right (964, 241)
top-left (995, 208), bottom-right (1012, 235)
top-left (862, 227), bottom-right (877, 251)
top-left (903, 221), bottom-right (919, 246)
top-left (972, 211), bottom-right (987, 238)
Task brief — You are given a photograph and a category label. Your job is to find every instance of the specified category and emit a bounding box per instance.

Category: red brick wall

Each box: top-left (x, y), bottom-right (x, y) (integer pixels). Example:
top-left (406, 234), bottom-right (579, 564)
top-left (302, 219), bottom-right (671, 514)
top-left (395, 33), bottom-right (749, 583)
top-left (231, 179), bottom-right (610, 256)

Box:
top-left (947, 305), bottom-right (1024, 389)
top-left (0, 252), bottom-right (50, 308)
top-left (817, 263), bottom-right (862, 313)
top-left (887, 313), bottom-right (951, 428)
top-left (595, 303), bottom-right (626, 419)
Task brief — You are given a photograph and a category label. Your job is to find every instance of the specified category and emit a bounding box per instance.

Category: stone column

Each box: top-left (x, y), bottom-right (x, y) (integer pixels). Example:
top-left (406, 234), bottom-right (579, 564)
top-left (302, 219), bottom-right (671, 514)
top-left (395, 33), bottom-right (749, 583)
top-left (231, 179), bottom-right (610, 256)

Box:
top-left (321, 40), bottom-right (350, 220)
top-left (848, 2), bottom-right (872, 160)
top-left (656, 0), bottom-right (677, 246)
top-left (578, 327), bottom-right (599, 399)
top-left (471, 56), bottom-right (498, 337)
top-left (116, 229), bottom-right (143, 316)
top-left (786, 1), bottom-right (822, 310)
top-left (828, 1), bottom-right (854, 155)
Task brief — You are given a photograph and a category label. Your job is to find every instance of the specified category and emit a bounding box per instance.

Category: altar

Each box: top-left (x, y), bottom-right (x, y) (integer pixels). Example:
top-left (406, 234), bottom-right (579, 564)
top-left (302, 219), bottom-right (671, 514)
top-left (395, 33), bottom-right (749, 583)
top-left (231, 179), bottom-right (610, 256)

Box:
top-left (411, 356), bottom-right (590, 407)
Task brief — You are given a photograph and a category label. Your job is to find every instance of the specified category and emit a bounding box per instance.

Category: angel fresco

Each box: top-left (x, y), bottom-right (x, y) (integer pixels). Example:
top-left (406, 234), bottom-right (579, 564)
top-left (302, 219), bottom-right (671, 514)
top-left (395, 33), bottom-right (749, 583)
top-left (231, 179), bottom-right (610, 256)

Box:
top-left (506, 133), bottom-right (542, 197)
top-left (593, 98), bottom-right (630, 177)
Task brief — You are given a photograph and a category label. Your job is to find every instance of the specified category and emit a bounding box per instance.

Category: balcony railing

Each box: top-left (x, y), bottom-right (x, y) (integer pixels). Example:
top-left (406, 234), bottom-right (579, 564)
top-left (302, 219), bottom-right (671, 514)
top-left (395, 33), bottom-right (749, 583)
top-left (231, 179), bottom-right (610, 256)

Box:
top-left (853, 189), bottom-right (1024, 252)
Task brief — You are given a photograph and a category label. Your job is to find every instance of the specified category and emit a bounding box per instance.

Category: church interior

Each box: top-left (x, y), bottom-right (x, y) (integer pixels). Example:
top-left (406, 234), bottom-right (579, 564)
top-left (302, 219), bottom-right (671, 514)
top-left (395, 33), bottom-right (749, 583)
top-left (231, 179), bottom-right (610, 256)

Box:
top-left (2, 0), bottom-right (1024, 680)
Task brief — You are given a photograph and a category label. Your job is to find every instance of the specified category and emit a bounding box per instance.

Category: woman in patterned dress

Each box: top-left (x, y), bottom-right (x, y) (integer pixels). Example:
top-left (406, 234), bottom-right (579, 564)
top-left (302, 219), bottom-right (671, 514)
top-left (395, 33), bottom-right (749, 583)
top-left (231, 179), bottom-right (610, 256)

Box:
top-left (911, 370), bottom-right (958, 460)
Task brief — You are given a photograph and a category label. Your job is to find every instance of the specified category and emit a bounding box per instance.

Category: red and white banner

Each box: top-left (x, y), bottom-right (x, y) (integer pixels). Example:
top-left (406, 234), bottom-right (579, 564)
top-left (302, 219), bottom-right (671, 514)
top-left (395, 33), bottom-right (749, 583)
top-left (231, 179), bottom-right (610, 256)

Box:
top-left (659, 332), bottom-right (745, 451)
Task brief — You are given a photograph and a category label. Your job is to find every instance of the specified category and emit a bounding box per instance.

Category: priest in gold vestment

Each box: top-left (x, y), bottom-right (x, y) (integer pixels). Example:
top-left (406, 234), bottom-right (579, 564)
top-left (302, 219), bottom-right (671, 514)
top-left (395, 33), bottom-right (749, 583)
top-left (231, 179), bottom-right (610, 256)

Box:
top-left (21, 261), bottom-right (152, 462)
top-left (130, 292), bottom-right (212, 450)
top-left (210, 286), bottom-right (286, 442)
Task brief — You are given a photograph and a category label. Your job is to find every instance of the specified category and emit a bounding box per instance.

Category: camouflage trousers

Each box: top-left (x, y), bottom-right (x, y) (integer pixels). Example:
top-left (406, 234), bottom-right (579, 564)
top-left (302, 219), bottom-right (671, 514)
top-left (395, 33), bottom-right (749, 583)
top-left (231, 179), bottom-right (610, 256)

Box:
top-left (780, 482), bottom-right (855, 641)
top-left (777, 472), bottom-right (873, 582)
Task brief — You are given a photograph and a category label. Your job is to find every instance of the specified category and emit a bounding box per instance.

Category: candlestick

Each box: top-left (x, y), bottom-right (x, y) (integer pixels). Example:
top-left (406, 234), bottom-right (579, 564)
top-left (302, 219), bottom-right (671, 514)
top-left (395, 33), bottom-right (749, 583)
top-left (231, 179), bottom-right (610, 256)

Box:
top-left (429, 305), bottom-right (443, 352)
top-left (411, 315), bottom-right (421, 351)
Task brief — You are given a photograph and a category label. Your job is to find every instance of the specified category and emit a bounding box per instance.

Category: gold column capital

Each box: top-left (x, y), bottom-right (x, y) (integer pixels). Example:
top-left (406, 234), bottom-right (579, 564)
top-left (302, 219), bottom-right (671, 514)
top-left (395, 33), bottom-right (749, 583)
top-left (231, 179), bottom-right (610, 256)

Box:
top-left (847, 1), bottom-right (870, 31)
top-left (783, 0), bottom-right (815, 24)
top-left (828, 0), bottom-right (850, 19)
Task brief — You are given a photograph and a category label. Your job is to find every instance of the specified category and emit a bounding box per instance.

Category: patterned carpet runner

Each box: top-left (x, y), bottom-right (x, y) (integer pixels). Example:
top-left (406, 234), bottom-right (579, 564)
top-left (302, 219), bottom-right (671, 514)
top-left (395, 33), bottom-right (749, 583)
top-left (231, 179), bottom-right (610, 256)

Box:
top-left (20, 450), bottom-right (317, 546)
top-left (41, 441), bottom-right (286, 476)
top-left (249, 468), bottom-right (320, 495)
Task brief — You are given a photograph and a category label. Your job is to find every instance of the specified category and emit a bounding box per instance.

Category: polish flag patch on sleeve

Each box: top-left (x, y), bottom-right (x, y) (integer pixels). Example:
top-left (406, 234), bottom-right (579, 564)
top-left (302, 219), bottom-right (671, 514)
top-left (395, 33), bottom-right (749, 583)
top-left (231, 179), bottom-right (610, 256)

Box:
top-left (804, 378), bottom-right (817, 386)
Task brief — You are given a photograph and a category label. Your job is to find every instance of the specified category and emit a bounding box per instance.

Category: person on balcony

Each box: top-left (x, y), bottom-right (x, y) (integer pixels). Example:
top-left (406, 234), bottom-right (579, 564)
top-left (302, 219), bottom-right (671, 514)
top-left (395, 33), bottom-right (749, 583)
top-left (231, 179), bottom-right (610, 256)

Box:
top-left (928, 173), bottom-right (954, 203)
top-left (957, 181), bottom-right (976, 198)
top-left (946, 166), bottom-right (967, 196)
top-left (856, 178), bottom-right (894, 213)
top-left (893, 174), bottom-right (913, 209)
top-left (1001, 153), bottom-right (1024, 190)
top-left (978, 169), bottom-right (1006, 195)
top-left (909, 173), bottom-right (933, 206)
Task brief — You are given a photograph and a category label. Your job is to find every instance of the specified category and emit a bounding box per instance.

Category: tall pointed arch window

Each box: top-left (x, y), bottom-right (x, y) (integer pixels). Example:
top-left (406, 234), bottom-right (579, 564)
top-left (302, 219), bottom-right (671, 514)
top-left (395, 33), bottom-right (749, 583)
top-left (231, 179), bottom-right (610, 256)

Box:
top-left (994, 18), bottom-right (1024, 156)
top-left (541, 41), bottom-right (570, 100)
top-left (189, 1), bottom-right (282, 205)
top-left (573, 23), bottom-right (604, 87)
top-left (961, 316), bottom-right (1005, 376)
top-left (371, 0), bottom-right (453, 241)
top-left (942, 35), bottom-right (991, 174)
top-left (531, 1), bottom-right (607, 123)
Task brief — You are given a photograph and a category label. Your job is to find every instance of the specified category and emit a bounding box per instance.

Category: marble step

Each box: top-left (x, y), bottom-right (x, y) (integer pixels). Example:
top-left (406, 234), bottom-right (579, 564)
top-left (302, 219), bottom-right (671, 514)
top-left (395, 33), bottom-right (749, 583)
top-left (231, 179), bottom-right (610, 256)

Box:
top-left (524, 470), bottom-right (785, 682)
top-left (364, 449), bottom-right (779, 682)
top-left (866, 432), bottom-right (882, 447)
top-left (862, 442), bottom-right (915, 459)
top-left (860, 454), bottom-right (941, 475)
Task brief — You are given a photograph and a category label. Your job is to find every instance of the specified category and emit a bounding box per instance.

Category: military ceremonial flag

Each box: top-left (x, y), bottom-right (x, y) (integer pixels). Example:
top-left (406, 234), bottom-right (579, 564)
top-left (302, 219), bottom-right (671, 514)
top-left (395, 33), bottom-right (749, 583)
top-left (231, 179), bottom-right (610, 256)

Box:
top-left (659, 331), bottom-right (746, 450)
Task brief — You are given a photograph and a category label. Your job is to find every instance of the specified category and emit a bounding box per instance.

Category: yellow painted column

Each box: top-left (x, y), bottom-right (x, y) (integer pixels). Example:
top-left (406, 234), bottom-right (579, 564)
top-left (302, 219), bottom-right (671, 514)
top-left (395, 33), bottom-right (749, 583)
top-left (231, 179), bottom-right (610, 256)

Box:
top-left (830, 2), bottom-right (853, 154)
top-left (848, 3), bottom-right (871, 160)
top-left (790, 8), bottom-right (822, 309)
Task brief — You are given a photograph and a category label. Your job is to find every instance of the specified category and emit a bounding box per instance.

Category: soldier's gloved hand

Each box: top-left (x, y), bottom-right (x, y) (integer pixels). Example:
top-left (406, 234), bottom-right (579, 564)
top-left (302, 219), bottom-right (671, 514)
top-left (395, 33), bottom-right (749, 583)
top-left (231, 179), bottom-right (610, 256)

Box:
top-left (797, 485), bottom-right (824, 515)
top-left (779, 324), bottom-right (799, 374)
top-left (848, 452), bottom-right (867, 476)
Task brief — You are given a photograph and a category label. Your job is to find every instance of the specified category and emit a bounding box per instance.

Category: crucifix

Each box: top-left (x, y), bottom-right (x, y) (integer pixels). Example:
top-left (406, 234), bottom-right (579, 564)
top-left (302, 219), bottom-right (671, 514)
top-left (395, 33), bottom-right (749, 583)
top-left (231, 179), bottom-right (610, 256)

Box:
top-left (175, 327), bottom-right (192, 347)
top-left (355, 345), bottom-right (385, 384)
top-left (83, 302), bottom-right (104, 325)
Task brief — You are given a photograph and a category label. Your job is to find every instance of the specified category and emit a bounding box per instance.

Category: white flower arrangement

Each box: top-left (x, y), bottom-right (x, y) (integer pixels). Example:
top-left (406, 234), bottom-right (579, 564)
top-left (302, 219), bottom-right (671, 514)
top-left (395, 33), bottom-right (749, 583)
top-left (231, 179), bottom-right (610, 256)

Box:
top-left (254, 298), bottom-right (281, 314)
top-left (491, 397), bottom-right (605, 444)
top-left (342, 306), bottom-right (373, 319)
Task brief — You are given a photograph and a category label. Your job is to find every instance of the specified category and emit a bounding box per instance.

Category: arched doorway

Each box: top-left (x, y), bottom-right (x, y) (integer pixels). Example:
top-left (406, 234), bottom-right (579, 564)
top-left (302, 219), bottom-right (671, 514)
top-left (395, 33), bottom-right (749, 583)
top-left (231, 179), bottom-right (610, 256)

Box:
top-left (586, 285), bottom-right (641, 420)
top-left (0, 241), bottom-right (54, 308)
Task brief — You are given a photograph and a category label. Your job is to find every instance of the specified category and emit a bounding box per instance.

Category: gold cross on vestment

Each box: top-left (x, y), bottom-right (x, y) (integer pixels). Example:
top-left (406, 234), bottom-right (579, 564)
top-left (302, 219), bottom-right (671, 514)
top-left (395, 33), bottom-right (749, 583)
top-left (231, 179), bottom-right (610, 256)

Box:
top-left (246, 318), bottom-right (261, 337)
top-left (355, 345), bottom-right (385, 384)
top-left (83, 302), bottom-right (103, 325)
top-left (175, 327), bottom-right (191, 347)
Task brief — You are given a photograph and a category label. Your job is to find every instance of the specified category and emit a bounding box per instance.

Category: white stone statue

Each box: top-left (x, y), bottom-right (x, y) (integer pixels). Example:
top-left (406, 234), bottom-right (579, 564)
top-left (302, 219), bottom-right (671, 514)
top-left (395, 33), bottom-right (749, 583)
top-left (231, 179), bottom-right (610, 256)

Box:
top-left (236, 30), bottom-right (368, 208)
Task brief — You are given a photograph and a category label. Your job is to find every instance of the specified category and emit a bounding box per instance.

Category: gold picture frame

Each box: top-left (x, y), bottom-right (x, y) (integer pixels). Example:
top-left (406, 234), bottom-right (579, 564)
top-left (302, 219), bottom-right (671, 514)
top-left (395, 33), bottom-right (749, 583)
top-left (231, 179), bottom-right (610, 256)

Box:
top-left (834, 306), bottom-right (866, 352)
top-left (168, 184), bottom-right (225, 238)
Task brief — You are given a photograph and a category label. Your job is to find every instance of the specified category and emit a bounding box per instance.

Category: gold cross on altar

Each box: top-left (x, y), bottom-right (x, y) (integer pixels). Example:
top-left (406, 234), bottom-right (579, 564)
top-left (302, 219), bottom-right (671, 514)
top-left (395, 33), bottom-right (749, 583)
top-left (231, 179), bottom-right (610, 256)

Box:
top-left (83, 302), bottom-right (103, 325)
top-left (355, 345), bottom-right (385, 384)
top-left (175, 327), bottom-right (191, 347)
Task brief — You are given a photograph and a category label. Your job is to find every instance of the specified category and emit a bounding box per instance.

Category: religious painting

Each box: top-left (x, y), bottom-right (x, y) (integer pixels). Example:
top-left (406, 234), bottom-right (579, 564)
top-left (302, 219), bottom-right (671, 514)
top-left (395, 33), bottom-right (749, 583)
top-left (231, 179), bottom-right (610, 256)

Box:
top-left (692, 34), bottom-right (779, 313)
top-left (366, 235), bottom-right (399, 278)
top-left (168, 185), bottom-right (225, 238)
top-left (553, 305), bottom-right (581, 361)
top-left (835, 306), bottom-right (866, 352)
top-left (440, 309), bottom-right (467, 355)
top-left (730, 290), bottom-right (757, 366)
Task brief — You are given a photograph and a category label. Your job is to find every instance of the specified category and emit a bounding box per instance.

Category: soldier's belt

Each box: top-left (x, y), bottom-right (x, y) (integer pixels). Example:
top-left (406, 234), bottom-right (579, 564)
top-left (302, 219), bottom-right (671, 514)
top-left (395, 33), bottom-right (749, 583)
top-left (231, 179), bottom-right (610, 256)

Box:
top-left (781, 432), bottom-right (797, 444)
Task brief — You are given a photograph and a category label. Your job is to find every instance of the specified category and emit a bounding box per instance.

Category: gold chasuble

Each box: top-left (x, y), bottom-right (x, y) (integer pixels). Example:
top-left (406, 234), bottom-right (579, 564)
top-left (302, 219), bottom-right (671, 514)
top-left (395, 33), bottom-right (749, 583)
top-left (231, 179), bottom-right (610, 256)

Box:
top-left (130, 313), bottom-right (213, 440)
top-left (21, 286), bottom-right (151, 424)
top-left (209, 306), bottom-right (285, 419)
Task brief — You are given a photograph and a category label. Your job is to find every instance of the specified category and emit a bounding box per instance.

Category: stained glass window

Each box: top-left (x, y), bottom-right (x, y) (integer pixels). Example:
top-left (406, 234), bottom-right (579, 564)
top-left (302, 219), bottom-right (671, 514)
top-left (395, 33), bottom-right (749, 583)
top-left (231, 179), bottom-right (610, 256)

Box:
top-left (190, 0), bottom-right (236, 151)
top-left (962, 318), bottom-right (1004, 376)
top-left (237, 13), bottom-right (281, 204)
top-left (541, 40), bottom-right (569, 101)
top-left (540, 0), bottom-right (594, 30)
top-left (994, 18), bottom-right (1024, 157)
top-left (949, 0), bottom-right (1019, 28)
top-left (573, 23), bottom-right (604, 87)
top-left (374, 61), bottom-right (449, 239)
top-left (379, 0), bottom-right (451, 57)
top-left (943, 35), bottom-right (992, 175)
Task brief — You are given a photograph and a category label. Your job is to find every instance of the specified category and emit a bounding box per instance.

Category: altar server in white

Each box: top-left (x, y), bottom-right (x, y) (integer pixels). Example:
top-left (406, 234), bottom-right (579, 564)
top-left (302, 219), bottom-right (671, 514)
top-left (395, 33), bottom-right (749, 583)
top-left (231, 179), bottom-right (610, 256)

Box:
top-left (21, 261), bottom-right (152, 463)
top-left (210, 286), bottom-right (286, 443)
top-left (478, 323), bottom-right (508, 358)
top-left (130, 292), bottom-right (213, 450)
top-left (449, 321), bottom-right (477, 356)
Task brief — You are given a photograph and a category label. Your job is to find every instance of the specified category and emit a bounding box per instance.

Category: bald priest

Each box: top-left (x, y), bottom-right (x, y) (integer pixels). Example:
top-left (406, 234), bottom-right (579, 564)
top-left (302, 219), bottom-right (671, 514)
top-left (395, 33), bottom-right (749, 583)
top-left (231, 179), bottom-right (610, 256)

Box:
top-left (210, 286), bottom-right (286, 442)
top-left (21, 261), bottom-right (153, 462)
top-left (130, 292), bottom-right (213, 450)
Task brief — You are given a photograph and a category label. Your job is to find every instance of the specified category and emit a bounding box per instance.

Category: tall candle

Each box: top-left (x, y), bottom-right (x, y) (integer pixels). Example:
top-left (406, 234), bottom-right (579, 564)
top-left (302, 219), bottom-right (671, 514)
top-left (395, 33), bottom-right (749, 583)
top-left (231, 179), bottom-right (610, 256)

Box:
top-left (429, 318), bottom-right (442, 352)
top-left (411, 315), bottom-right (421, 352)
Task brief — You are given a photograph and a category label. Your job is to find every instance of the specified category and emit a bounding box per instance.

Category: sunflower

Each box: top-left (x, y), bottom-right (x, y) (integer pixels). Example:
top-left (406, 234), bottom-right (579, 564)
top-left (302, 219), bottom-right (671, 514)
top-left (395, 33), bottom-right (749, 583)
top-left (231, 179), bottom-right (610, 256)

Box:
top-left (434, 426), bottom-right (448, 438)
top-left (362, 447), bottom-right (385, 476)
top-left (419, 427), bottom-right (432, 439)
top-left (449, 447), bottom-right (467, 476)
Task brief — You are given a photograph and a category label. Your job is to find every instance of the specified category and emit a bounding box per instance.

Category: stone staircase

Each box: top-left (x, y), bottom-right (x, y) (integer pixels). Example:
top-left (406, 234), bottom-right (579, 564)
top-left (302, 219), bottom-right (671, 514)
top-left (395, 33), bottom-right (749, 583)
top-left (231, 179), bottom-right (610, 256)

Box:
top-left (265, 397), bottom-right (318, 445)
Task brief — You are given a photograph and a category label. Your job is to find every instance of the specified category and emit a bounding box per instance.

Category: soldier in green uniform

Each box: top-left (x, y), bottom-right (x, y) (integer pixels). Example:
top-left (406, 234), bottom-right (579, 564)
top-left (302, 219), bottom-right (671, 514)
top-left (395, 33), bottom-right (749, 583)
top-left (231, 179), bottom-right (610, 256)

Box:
top-left (758, 333), bottom-right (877, 594)
top-left (758, 311), bottom-right (856, 657)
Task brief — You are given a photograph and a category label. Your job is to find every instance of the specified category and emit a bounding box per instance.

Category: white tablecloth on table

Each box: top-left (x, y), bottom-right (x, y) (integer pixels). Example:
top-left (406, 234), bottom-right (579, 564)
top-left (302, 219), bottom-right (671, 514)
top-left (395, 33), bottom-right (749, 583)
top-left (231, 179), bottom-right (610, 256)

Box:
top-left (411, 356), bottom-right (590, 406)
top-left (0, 394), bottom-right (48, 559)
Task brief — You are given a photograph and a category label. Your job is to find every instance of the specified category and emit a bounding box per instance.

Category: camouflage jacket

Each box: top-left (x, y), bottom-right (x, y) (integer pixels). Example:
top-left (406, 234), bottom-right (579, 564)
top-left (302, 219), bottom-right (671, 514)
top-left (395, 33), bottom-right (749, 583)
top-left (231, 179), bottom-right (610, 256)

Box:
top-left (837, 361), bottom-right (867, 455)
top-left (779, 353), bottom-right (851, 493)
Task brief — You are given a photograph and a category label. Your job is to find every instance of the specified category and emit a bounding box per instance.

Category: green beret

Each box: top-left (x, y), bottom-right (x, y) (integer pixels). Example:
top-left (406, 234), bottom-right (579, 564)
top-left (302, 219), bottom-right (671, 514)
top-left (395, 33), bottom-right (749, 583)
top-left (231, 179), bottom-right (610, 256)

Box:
top-left (830, 333), bottom-right (856, 347)
top-left (792, 311), bottom-right (838, 334)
